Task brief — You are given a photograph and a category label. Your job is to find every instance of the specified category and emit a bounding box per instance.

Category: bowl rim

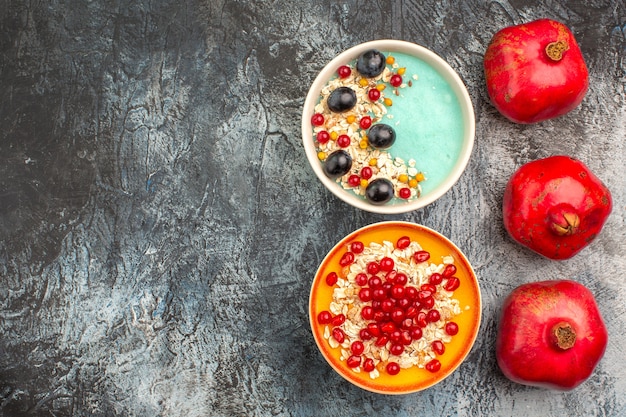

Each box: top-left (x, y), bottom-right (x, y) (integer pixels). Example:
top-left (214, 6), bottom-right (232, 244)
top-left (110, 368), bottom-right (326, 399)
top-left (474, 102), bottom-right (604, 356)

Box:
top-left (308, 220), bottom-right (482, 394)
top-left (301, 39), bottom-right (476, 214)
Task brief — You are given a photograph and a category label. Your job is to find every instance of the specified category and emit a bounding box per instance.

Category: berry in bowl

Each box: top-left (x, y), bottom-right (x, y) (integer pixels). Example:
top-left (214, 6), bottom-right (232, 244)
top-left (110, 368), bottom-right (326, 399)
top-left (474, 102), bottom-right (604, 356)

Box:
top-left (309, 221), bottom-right (481, 394)
top-left (302, 40), bottom-right (475, 214)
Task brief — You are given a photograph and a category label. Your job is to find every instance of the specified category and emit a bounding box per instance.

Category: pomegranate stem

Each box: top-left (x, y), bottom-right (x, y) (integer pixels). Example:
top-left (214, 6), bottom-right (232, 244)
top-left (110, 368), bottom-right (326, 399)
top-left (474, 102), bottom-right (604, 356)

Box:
top-left (545, 40), bottom-right (569, 61)
top-left (551, 321), bottom-right (576, 350)
top-left (550, 210), bottom-right (580, 236)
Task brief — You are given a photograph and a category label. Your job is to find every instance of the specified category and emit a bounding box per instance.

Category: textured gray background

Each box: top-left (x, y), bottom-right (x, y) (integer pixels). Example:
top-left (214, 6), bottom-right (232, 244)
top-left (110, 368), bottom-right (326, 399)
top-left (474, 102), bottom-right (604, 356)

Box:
top-left (1, 1), bottom-right (625, 416)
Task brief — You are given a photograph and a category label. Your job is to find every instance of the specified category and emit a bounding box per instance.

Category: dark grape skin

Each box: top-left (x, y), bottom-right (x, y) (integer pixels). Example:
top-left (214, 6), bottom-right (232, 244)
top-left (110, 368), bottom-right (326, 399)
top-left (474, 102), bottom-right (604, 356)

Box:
top-left (323, 150), bottom-right (352, 179)
top-left (367, 124), bottom-right (396, 149)
top-left (365, 178), bottom-right (395, 205)
top-left (327, 87), bottom-right (357, 113)
top-left (356, 50), bottom-right (386, 78)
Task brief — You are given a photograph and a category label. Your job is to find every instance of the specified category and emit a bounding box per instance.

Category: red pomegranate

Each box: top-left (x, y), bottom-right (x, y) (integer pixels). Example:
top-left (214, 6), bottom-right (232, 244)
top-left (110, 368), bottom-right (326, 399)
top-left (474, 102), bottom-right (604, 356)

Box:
top-left (496, 280), bottom-right (608, 390)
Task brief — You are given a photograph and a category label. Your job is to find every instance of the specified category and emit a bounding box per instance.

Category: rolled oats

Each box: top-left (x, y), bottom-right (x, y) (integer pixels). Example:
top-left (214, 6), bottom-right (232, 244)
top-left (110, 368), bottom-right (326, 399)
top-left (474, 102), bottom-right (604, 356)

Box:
top-left (311, 52), bottom-right (426, 203)
top-left (321, 238), bottom-right (462, 378)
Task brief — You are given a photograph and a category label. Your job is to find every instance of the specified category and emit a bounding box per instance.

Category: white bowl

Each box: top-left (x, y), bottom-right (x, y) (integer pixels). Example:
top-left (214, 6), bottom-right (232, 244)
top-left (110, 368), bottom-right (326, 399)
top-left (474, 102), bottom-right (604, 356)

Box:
top-left (302, 40), bottom-right (475, 214)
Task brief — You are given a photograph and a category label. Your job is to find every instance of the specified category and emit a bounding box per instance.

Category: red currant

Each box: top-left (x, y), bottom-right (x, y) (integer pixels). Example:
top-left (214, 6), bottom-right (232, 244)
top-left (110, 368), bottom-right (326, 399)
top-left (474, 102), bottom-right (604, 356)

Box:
top-left (401, 331), bottom-right (412, 345)
top-left (381, 299), bottom-right (395, 313)
top-left (350, 241), bottom-right (364, 254)
top-left (421, 296), bottom-right (435, 310)
top-left (359, 116), bottom-right (372, 130)
top-left (384, 270), bottom-right (397, 284)
top-left (368, 88), bottom-right (381, 101)
top-left (432, 340), bottom-right (445, 355)
top-left (390, 74), bottom-right (403, 87)
top-left (325, 271), bottom-right (338, 286)
top-left (360, 166), bottom-right (373, 179)
top-left (442, 264), bottom-right (457, 278)
top-left (420, 284), bottom-right (437, 293)
top-left (367, 323), bottom-right (381, 337)
top-left (429, 273), bottom-right (443, 285)
top-left (391, 307), bottom-right (405, 323)
top-left (425, 359), bottom-right (441, 373)
top-left (399, 187), bottom-right (411, 199)
top-left (386, 362), bottom-right (401, 375)
top-left (413, 250), bottom-right (430, 263)
top-left (417, 290), bottom-right (433, 302)
top-left (445, 321), bottom-right (459, 336)
top-left (331, 313), bottom-right (346, 327)
top-left (346, 355), bottom-right (361, 368)
top-left (375, 335), bottom-right (389, 347)
top-left (390, 284), bottom-right (405, 300)
top-left (311, 113), bottom-right (324, 126)
top-left (359, 328), bottom-right (372, 340)
top-left (337, 134), bottom-right (351, 148)
top-left (416, 312), bottom-right (428, 328)
top-left (366, 262), bottom-right (380, 275)
top-left (372, 288), bottom-right (386, 301)
top-left (317, 310), bottom-right (332, 324)
top-left (316, 130), bottom-right (330, 144)
top-left (396, 298), bottom-right (413, 310)
top-left (358, 287), bottom-right (372, 302)
top-left (332, 328), bottom-right (345, 343)
top-left (396, 236), bottom-right (411, 249)
top-left (373, 310), bottom-right (386, 323)
top-left (395, 273), bottom-right (407, 285)
top-left (405, 305), bottom-right (418, 319)
top-left (390, 343), bottom-right (404, 356)
top-left (355, 273), bottom-right (368, 286)
top-left (410, 326), bottom-right (423, 340)
top-left (390, 330), bottom-right (403, 344)
top-left (339, 251), bottom-right (354, 267)
top-left (362, 358), bottom-right (375, 372)
top-left (380, 322), bottom-right (396, 334)
top-left (351, 340), bottom-right (365, 355)
top-left (427, 309), bottom-right (441, 323)
top-left (337, 65), bottom-right (351, 78)
top-left (347, 174), bottom-right (360, 187)
top-left (405, 286), bottom-right (418, 300)
top-left (400, 318), bottom-right (413, 330)
top-left (368, 275), bottom-right (382, 288)
top-left (361, 306), bottom-right (374, 320)
top-left (379, 257), bottom-right (394, 272)
top-left (444, 277), bottom-right (460, 292)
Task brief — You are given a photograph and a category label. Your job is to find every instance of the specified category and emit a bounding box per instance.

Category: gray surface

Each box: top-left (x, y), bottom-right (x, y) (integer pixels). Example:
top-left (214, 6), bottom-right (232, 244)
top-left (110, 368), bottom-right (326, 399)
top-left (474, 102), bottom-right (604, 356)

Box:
top-left (1, 1), bottom-right (625, 416)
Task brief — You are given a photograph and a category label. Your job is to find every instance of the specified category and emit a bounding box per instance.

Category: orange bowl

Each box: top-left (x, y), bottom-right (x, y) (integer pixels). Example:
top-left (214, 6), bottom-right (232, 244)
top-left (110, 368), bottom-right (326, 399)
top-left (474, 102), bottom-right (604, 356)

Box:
top-left (309, 221), bottom-right (481, 394)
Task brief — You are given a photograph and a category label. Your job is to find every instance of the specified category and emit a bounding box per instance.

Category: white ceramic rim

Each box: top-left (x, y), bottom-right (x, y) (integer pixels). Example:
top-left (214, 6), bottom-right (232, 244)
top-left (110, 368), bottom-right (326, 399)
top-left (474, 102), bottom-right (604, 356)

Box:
top-left (302, 40), bottom-right (476, 214)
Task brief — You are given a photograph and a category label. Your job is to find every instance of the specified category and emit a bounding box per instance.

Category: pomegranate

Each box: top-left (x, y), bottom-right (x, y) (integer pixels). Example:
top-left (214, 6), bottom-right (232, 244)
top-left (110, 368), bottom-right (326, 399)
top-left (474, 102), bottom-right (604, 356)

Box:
top-left (484, 19), bottom-right (588, 123)
top-left (503, 155), bottom-right (612, 260)
top-left (496, 280), bottom-right (608, 390)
